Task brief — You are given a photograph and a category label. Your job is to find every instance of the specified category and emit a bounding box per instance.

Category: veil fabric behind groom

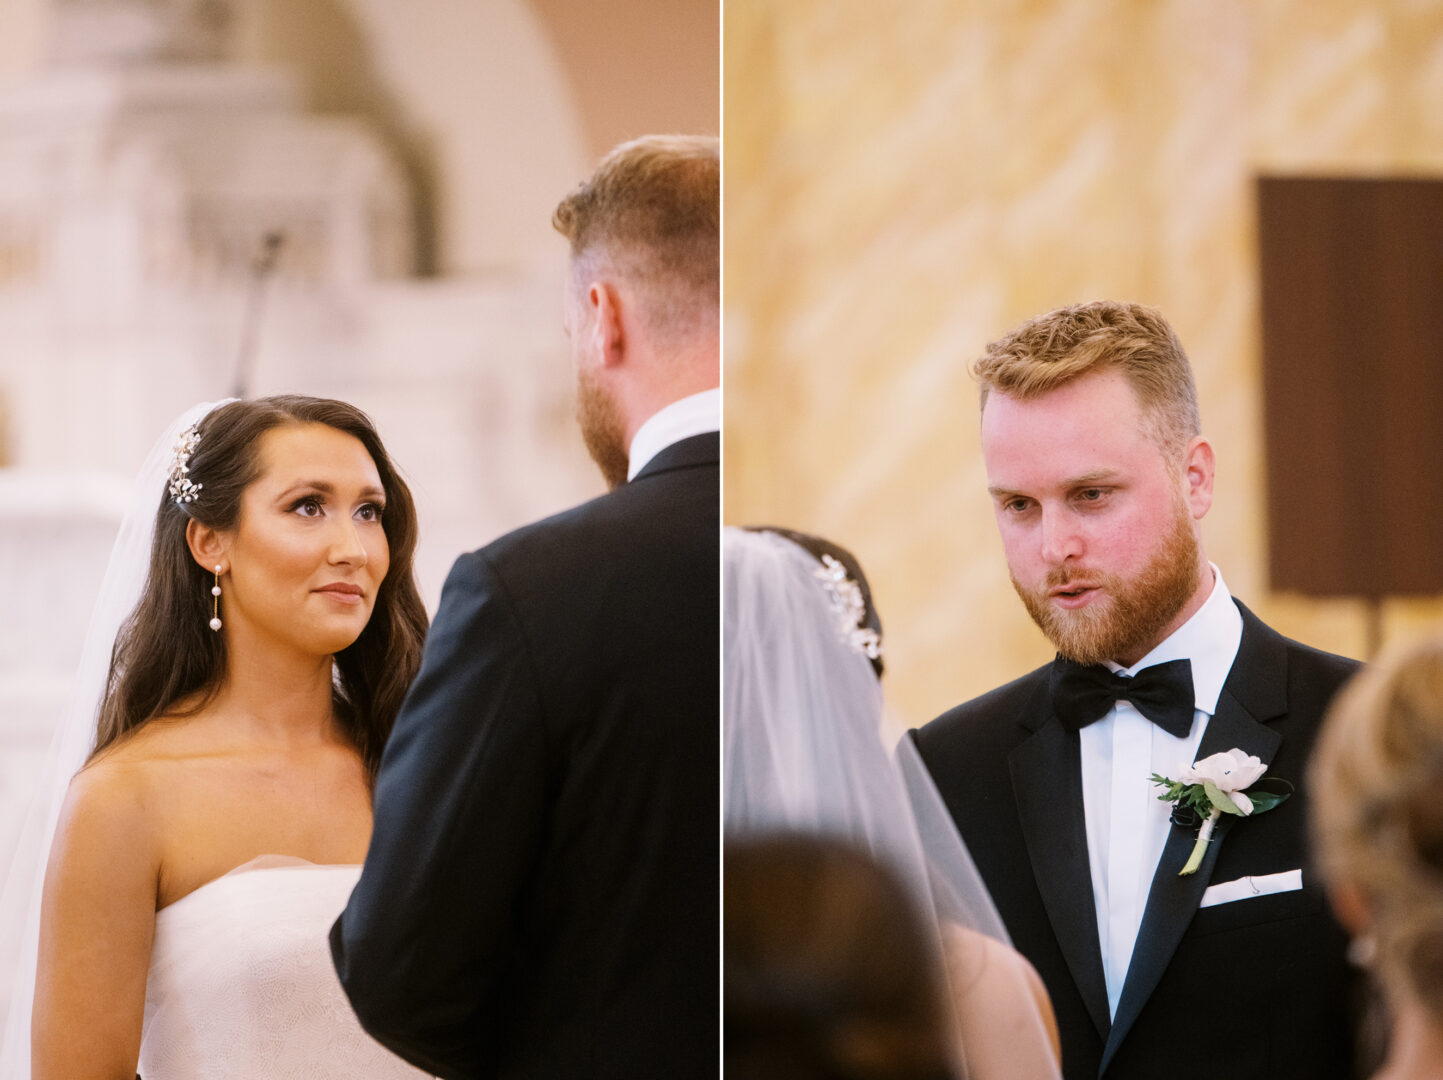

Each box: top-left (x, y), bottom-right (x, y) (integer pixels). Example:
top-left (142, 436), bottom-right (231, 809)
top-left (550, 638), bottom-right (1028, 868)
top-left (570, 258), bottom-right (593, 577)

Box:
top-left (723, 527), bottom-right (1060, 1080)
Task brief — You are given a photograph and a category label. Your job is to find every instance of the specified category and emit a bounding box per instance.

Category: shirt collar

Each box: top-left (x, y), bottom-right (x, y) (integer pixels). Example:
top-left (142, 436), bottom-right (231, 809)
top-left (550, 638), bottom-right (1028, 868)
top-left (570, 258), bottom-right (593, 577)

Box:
top-left (626, 387), bottom-right (721, 481)
top-left (1110, 563), bottom-right (1243, 716)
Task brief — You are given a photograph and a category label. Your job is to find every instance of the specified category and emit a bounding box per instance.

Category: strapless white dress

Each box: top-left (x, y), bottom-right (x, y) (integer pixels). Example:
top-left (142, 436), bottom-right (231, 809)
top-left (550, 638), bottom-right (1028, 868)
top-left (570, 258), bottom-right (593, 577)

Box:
top-left (139, 855), bottom-right (430, 1079)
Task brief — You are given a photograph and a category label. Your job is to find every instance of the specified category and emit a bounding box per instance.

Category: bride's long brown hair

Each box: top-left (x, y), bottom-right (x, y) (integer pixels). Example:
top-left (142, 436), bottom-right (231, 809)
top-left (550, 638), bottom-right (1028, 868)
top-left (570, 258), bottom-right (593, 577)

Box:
top-left (92, 396), bottom-right (428, 787)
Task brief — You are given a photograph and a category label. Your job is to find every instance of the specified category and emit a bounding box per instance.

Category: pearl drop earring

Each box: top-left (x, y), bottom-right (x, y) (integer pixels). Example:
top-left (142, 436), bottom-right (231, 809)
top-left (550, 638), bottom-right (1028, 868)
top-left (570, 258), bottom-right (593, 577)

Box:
top-left (210, 565), bottom-right (223, 631)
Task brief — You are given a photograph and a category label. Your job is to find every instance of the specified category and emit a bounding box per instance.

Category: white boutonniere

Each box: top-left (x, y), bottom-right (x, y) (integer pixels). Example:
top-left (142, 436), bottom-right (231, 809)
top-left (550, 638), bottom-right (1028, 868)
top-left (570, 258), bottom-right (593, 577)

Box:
top-left (1150, 749), bottom-right (1293, 876)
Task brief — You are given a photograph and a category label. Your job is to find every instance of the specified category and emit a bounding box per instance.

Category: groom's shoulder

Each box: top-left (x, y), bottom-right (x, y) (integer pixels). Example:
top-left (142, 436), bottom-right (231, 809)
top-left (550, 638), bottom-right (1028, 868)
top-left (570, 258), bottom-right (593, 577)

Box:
top-left (915, 663), bottom-right (1053, 756)
top-left (462, 466), bottom-right (716, 592)
top-left (1281, 633), bottom-right (1361, 686)
top-left (460, 496), bottom-right (620, 592)
top-left (1234, 597), bottom-right (1361, 688)
top-left (481, 489), bottom-right (617, 556)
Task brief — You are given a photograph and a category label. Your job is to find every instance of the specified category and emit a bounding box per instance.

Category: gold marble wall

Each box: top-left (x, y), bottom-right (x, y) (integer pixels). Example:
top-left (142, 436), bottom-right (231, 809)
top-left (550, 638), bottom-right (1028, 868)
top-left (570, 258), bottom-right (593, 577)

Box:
top-left (724, 0), bottom-right (1443, 724)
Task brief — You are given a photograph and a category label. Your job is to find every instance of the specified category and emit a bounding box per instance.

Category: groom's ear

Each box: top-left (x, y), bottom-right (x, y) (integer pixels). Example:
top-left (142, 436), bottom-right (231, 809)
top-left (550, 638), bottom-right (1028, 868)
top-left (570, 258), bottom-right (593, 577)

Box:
top-left (588, 280), bottom-right (626, 369)
top-left (1182, 434), bottom-right (1215, 520)
top-left (185, 518), bottom-right (229, 574)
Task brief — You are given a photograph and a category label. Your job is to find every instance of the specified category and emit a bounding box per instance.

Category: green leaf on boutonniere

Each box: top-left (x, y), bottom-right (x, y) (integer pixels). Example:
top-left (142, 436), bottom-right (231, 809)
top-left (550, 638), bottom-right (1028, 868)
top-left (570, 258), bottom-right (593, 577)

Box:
top-left (1150, 774), bottom-right (1233, 819)
top-left (1239, 778), bottom-right (1293, 815)
top-left (1245, 791), bottom-right (1287, 813)
top-left (1184, 786), bottom-right (1214, 818)
top-left (1204, 780), bottom-right (1247, 816)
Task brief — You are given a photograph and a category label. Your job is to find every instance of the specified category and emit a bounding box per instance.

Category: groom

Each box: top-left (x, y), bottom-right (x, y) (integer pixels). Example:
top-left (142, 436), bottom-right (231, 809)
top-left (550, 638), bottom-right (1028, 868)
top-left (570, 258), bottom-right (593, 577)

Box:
top-left (331, 135), bottom-right (719, 1078)
top-left (913, 302), bottom-right (1360, 1079)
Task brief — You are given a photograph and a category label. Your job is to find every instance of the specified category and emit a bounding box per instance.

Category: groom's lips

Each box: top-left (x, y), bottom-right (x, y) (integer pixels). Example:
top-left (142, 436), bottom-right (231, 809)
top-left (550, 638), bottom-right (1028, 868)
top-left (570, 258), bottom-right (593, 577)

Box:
top-left (1049, 582), bottom-right (1099, 609)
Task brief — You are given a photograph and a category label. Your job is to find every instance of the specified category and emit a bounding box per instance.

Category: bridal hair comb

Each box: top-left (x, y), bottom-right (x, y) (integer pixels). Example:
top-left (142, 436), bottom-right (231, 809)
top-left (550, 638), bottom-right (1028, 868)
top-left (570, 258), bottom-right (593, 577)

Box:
top-left (814, 554), bottom-right (883, 661)
top-left (168, 423), bottom-right (203, 504)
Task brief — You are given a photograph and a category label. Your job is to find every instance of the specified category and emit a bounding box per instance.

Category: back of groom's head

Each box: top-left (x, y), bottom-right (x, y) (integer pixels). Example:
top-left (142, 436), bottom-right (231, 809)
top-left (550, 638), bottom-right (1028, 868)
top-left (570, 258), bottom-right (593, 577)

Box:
top-left (552, 134), bottom-right (719, 344)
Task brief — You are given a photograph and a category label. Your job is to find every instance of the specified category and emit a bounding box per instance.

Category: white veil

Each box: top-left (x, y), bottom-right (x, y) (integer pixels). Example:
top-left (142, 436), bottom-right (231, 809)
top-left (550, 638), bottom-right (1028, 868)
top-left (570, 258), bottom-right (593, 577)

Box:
top-left (723, 527), bottom-right (1061, 1080)
top-left (0, 400), bottom-right (231, 1077)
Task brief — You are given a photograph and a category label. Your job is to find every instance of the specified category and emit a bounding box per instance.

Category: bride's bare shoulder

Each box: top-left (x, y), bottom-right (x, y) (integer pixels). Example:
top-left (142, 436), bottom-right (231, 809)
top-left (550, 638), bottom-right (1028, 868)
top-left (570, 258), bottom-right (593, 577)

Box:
top-left (941, 924), bottom-right (1062, 1071)
top-left (940, 922), bottom-right (1019, 972)
top-left (48, 744), bottom-right (170, 901)
top-left (943, 924), bottom-right (1044, 981)
top-left (88, 707), bottom-right (214, 767)
top-left (61, 715), bottom-right (209, 839)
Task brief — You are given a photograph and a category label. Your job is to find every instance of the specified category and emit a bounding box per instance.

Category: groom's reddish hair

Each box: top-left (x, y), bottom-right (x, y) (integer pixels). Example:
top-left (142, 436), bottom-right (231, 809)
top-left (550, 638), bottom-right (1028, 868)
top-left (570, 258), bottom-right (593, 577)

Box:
top-left (973, 300), bottom-right (1201, 460)
top-left (552, 135), bottom-right (718, 335)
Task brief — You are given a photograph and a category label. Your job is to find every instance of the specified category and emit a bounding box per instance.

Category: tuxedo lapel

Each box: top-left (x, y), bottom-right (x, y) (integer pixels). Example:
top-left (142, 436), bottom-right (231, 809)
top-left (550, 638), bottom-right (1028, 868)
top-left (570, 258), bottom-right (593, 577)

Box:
top-left (1009, 690), bottom-right (1111, 1041)
top-left (1099, 603), bottom-right (1289, 1073)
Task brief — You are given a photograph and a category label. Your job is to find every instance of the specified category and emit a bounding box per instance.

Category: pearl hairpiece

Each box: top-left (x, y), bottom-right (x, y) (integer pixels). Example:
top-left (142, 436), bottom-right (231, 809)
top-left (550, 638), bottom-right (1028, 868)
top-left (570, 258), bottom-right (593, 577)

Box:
top-left (168, 423), bottom-right (203, 504)
top-left (813, 553), bottom-right (883, 661)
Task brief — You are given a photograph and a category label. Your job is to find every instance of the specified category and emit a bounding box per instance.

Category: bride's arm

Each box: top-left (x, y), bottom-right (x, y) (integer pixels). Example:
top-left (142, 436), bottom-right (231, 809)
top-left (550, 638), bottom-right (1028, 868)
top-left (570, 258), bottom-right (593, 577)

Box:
top-left (31, 763), bottom-right (159, 1080)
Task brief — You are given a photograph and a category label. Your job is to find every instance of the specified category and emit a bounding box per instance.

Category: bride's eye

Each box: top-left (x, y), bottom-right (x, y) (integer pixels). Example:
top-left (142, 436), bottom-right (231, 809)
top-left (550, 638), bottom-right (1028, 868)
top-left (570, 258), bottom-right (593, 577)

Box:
top-left (290, 496), bottom-right (324, 517)
top-left (355, 502), bottom-right (384, 523)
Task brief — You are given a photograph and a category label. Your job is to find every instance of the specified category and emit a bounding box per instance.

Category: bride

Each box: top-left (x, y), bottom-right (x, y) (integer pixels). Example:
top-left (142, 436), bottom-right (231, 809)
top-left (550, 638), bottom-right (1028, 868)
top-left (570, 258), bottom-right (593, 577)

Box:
top-left (1, 396), bottom-right (430, 1078)
top-left (724, 527), bottom-right (1061, 1080)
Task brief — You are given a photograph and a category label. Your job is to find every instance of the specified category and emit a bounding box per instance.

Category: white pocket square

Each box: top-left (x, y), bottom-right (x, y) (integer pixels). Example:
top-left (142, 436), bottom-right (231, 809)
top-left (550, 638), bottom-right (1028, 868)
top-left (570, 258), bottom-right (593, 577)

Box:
top-left (1199, 869), bottom-right (1303, 908)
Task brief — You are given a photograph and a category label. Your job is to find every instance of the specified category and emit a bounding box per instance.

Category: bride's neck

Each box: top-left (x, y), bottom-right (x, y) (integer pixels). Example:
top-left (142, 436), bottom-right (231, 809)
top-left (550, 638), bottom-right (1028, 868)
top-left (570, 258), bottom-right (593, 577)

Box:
top-left (206, 639), bottom-right (342, 748)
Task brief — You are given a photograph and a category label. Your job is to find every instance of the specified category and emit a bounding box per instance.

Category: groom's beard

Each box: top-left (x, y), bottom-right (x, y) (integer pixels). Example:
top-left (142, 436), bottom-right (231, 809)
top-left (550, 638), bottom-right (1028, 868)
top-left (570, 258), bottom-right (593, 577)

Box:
top-left (576, 369), bottom-right (629, 490)
top-left (1011, 499), bottom-right (1201, 667)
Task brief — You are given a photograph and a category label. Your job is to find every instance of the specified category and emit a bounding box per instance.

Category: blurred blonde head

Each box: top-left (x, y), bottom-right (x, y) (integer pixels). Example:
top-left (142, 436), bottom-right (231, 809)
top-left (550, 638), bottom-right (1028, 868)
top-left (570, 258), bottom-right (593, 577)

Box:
top-left (1311, 635), bottom-right (1443, 1017)
top-left (972, 300), bottom-right (1200, 460)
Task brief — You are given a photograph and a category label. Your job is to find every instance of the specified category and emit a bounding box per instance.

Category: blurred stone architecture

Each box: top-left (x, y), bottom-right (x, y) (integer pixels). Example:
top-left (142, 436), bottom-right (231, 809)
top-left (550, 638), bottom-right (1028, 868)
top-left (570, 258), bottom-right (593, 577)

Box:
top-left (0, 0), bottom-right (716, 1022)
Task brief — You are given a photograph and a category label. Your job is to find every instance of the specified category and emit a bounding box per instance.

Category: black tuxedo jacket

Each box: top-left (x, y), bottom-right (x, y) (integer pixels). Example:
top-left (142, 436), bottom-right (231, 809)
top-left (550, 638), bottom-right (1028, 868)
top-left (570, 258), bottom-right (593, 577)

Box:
top-left (913, 601), bottom-right (1360, 1080)
top-left (331, 433), bottom-right (719, 1080)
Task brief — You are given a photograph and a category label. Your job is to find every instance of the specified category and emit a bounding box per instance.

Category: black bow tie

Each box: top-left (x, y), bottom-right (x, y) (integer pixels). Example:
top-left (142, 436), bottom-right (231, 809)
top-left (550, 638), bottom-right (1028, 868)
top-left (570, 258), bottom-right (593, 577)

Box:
top-left (1050, 657), bottom-right (1196, 738)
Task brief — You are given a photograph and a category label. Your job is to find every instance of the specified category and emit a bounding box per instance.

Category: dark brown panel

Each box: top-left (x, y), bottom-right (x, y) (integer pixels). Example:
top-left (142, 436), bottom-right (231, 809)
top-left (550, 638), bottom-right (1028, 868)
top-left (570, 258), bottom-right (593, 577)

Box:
top-left (1257, 176), bottom-right (1443, 598)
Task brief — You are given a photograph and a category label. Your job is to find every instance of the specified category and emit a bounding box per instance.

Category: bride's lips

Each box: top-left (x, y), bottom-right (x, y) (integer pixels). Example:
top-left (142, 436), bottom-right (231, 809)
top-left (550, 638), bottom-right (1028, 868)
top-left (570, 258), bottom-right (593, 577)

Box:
top-left (1049, 583), bottom-right (1099, 609)
top-left (314, 582), bottom-right (365, 605)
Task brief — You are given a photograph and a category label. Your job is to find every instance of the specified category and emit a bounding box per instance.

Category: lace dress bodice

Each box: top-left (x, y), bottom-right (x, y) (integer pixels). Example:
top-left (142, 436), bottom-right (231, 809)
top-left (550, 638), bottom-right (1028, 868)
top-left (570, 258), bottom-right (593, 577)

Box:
top-left (139, 856), bottom-right (429, 1079)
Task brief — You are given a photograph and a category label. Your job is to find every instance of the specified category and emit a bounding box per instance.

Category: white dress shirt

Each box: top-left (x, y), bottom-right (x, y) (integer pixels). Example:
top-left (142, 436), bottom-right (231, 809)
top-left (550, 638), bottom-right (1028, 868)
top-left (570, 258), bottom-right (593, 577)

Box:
top-left (626, 388), bottom-right (721, 481)
top-left (1078, 565), bottom-right (1243, 1018)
